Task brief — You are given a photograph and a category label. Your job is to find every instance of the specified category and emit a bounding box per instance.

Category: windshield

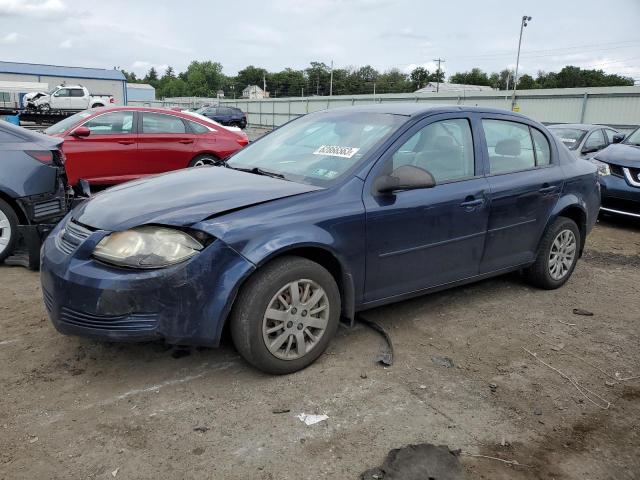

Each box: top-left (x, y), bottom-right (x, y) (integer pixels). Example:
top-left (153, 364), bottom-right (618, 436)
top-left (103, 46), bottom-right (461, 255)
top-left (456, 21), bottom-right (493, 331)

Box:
top-left (548, 127), bottom-right (587, 150)
top-left (226, 111), bottom-right (405, 186)
top-left (623, 127), bottom-right (640, 146)
top-left (44, 110), bottom-right (93, 135)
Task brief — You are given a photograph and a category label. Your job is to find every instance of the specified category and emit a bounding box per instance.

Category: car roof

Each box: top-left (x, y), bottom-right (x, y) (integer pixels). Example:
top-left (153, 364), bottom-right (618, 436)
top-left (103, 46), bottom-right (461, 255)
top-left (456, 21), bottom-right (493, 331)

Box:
top-left (312, 103), bottom-right (534, 120)
top-left (547, 123), bottom-right (614, 131)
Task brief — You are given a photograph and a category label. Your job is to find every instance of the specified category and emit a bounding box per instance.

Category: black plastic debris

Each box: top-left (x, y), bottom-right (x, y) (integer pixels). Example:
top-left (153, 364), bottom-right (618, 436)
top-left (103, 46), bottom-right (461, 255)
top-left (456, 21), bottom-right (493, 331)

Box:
top-left (572, 308), bottom-right (594, 316)
top-left (358, 315), bottom-right (394, 366)
top-left (361, 443), bottom-right (464, 480)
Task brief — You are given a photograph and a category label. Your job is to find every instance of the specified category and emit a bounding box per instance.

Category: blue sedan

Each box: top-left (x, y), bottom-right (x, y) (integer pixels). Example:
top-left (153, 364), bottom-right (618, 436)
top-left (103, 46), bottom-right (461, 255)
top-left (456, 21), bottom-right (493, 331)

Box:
top-left (41, 105), bottom-right (600, 374)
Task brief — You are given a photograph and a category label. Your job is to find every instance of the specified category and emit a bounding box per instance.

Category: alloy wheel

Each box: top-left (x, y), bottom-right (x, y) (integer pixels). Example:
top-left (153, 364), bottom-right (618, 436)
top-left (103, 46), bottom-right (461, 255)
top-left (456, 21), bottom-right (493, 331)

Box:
top-left (0, 210), bottom-right (11, 256)
top-left (548, 229), bottom-right (577, 280)
top-left (262, 279), bottom-right (330, 360)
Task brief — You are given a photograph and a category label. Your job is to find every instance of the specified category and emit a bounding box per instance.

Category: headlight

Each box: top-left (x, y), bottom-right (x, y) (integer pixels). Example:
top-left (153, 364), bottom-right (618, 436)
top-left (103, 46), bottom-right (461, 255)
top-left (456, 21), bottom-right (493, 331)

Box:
top-left (93, 226), bottom-right (203, 269)
top-left (589, 158), bottom-right (610, 176)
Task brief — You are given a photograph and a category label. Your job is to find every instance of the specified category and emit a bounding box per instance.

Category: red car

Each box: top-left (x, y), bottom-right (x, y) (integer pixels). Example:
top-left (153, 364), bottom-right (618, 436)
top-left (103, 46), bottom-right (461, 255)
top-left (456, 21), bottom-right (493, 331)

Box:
top-left (44, 107), bottom-right (249, 186)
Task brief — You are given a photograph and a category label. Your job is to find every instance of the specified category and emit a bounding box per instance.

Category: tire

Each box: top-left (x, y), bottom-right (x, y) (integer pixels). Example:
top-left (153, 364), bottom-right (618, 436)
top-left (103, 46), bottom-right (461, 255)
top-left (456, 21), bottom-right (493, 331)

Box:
top-left (0, 198), bottom-right (19, 263)
top-left (39, 103), bottom-right (51, 113)
top-left (188, 155), bottom-right (218, 168)
top-left (524, 217), bottom-right (581, 290)
top-left (230, 256), bottom-right (341, 374)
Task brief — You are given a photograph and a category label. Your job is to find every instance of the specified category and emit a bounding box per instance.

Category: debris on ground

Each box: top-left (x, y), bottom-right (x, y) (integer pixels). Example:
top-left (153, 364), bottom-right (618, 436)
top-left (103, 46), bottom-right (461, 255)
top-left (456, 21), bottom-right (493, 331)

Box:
top-left (193, 426), bottom-right (209, 433)
top-left (358, 315), bottom-right (394, 366)
top-left (572, 308), bottom-right (594, 316)
top-left (489, 383), bottom-right (498, 393)
top-left (271, 407), bottom-right (290, 414)
top-left (360, 372), bottom-right (368, 379)
top-left (296, 413), bottom-right (329, 426)
top-left (431, 356), bottom-right (455, 368)
top-left (360, 443), bottom-right (464, 480)
top-left (111, 468), bottom-right (119, 477)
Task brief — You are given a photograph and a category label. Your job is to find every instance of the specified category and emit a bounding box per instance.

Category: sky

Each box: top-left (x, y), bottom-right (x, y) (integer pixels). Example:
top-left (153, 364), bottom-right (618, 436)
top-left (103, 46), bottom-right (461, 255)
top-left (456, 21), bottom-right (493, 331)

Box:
top-left (1, 0), bottom-right (639, 83)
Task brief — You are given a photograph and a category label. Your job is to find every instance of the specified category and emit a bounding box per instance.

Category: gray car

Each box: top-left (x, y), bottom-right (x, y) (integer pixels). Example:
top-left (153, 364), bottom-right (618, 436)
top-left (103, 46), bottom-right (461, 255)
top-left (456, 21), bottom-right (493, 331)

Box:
top-left (548, 123), bottom-right (624, 159)
top-left (0, 121), bottom-right (68, 268)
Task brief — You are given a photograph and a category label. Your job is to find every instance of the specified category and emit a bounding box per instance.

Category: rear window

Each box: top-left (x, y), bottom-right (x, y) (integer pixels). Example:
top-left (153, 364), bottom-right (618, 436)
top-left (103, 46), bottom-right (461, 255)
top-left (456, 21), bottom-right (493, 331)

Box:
top-left (186, 120), bottom-right (209, 134)
top-left (548, 127), bottom-right (587, 150)
top-left (142, 112), bottom-right (187, 134)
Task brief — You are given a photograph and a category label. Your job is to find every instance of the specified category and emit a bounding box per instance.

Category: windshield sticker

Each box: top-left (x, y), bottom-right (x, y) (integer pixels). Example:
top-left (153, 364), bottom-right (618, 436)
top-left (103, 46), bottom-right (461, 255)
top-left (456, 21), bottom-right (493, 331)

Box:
top-left (312, 168), bottom-right (339, 179)
top-left (560, 138), bottom-right (577, 143)
top-left (313, 145), bottom-right (360, 158)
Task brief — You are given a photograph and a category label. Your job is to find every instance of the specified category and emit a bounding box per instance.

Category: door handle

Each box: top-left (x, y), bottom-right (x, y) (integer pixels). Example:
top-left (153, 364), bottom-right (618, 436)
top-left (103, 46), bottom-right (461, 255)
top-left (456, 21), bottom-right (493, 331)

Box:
top-left (460, 198), bottom-right (484, 208)
top-left (539, 185), bottom-right (558, 194)
top-left (179, 139), bottom-right (194, 144)
top-left (117, 140), bottom-right (134, 145)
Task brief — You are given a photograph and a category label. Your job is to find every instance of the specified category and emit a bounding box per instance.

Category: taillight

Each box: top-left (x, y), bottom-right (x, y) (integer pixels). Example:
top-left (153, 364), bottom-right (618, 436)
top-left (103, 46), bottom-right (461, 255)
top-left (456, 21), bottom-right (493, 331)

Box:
top-left (109, 97), bottom-right (114, 103)
top-left (237, 138), bottom-right (249, 146)
top-left (25, 150), bottom-right (54, 164)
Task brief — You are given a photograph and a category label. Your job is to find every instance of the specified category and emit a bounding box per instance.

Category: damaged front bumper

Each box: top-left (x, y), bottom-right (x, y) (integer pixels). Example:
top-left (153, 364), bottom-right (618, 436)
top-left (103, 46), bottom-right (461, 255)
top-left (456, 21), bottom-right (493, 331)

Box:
top-left (40, 217), bottom-right (255, 346)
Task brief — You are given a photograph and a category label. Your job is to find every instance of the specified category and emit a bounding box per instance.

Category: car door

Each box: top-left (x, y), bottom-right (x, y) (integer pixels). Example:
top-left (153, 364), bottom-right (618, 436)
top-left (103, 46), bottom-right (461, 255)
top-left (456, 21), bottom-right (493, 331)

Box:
top-left (363, 114), bottom-right (491, 302)
top-left (136, 111), bottom-right (196, 174)
top-left (62, 110), bottom-right (138, 185)
top-left (51, 88), bottom-right (70, 109)
top-left (478, 116), bottom-right (563, 273)
top-left (68, 88), bottom-right (86, 110)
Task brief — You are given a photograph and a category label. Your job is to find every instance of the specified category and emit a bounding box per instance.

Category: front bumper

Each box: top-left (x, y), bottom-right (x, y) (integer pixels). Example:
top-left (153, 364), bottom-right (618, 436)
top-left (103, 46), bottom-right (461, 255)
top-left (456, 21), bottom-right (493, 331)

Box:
top-left (41, 218), bottom-right (255, 346)
top-left (599, 174), bottom-right (640, 218)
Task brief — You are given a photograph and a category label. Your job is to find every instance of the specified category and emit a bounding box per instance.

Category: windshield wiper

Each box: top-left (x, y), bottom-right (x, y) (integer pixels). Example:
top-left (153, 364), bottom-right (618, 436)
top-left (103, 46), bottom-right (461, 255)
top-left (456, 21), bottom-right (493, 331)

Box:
top-left (225, 164), bottom-right (287, 180)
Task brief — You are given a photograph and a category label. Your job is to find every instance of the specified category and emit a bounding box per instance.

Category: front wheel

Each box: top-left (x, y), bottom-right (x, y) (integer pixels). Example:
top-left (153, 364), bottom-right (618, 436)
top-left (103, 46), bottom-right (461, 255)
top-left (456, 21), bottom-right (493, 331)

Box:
top-left (188, 155), bottom-right (218, 167)
top-left (230, 256), bottom-right (341, 374)
top-left (39, 103), bottom-right (51, 113)
top-left (524, 217), bottom-right (581, 289)
top-left (0, 199), bottom-right (19, 263)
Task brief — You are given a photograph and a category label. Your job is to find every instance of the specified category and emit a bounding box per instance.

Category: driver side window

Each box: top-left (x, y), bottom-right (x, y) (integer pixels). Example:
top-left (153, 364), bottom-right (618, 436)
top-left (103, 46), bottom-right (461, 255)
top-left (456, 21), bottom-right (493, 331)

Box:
top-left (391, 118), bottom-right (475, 183)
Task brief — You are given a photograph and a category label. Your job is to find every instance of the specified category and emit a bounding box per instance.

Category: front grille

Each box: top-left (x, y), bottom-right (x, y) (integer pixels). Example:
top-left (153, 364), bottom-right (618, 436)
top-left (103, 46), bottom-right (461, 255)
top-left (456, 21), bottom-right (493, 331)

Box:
top-left (42, 288), bottom-right (53, 313)
top-left (56, 220), bottom-right (93, 255)
top-left (33, 199), bottom-right (64, 219)
top-left (59, 307), bottom-right (158, 332)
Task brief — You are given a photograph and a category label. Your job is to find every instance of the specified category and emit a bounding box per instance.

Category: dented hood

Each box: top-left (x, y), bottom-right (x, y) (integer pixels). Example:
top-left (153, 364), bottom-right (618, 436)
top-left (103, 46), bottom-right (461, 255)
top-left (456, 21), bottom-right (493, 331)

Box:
top-left (595, 143), bottom-right (640, 168)
top-left (73, 166), bottom-right (322, 231)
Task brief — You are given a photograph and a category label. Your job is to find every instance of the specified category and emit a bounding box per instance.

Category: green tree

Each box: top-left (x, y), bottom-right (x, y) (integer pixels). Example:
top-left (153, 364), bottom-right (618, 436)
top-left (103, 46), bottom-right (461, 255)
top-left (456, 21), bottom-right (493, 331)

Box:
top-left (143, 67), bottom-right (159, 88)
top-left (517, 73), bottom-right (536, 90)
top-left (410, 67), bottom-right (430, 90)
top-left (449, 68), bottom-right (492, 86)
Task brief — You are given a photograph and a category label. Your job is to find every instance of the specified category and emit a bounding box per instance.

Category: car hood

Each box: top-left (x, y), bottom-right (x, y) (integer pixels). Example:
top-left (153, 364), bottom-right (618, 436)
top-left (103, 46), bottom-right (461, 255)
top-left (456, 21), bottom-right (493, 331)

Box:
top-left (595, 143), bottom-right (640, 168)
top-left (73, 167), bottom-right (322, 231)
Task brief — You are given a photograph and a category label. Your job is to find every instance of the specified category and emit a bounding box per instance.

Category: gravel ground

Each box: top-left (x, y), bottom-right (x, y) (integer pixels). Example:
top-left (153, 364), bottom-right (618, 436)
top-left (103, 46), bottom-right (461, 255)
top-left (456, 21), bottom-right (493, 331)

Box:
top-left (1, 215), bottom-right (639, 480)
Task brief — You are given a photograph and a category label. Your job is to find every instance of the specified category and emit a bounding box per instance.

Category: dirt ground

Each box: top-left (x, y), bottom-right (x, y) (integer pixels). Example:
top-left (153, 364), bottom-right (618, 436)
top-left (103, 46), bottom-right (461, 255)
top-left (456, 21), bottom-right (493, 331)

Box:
top-left (1, 215), bottom-right (639, 480)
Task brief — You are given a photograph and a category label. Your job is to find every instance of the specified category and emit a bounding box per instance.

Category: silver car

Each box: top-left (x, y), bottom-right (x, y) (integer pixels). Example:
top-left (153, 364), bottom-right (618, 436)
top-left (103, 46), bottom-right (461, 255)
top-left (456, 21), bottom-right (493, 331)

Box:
top-left (548, 123), bottom-right (624, 159)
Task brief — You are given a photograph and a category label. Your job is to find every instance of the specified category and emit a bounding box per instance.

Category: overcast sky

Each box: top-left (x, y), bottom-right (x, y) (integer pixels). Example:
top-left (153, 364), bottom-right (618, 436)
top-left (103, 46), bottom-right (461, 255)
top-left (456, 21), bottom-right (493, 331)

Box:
top-left (1, 0), bottom-right (639, 82)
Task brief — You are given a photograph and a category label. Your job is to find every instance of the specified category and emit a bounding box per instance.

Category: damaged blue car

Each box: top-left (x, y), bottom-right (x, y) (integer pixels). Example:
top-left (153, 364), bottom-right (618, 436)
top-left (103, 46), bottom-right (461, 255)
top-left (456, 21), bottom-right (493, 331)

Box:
top-left (41, 105), bottom-right (600, 374)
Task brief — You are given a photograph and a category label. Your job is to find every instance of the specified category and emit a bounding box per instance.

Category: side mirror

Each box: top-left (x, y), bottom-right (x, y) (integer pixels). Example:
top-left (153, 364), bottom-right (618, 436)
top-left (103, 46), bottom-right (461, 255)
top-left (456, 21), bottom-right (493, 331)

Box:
top-left (612, 133), bottom-right (625, 144)
top-left (581, 145), bottom-right (599, 154)
top-left (374, 165), bottom-right (436, 194)
top-left (71, 126), bottom-right (91, 138)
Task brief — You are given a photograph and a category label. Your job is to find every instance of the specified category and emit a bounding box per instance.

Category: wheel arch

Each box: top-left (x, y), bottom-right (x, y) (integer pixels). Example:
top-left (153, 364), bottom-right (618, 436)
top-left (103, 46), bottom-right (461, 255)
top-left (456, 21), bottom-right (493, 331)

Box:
top-left (548, 195), bottom-right (588, 256)
top-left (252, 244), bottom-right (356, 324)
top-left (0, 189), bottom-right (27, 224)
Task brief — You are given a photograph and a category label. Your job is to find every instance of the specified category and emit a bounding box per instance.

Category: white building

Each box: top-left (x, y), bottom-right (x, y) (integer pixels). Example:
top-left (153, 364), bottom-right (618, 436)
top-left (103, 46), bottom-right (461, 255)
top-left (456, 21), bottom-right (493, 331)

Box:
top-left (242, 85), bottom-right (269, 99)
top-left (415, 82), bottom-right (495, 93)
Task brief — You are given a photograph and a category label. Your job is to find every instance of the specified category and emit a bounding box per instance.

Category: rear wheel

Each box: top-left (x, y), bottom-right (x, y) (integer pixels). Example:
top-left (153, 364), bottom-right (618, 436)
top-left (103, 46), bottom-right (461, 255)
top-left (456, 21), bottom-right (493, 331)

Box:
top-left (230, 256), bottom-right (341, 374)
top-left (0, 199), bottom-right (19, 263)
top-left (524, 217), bottom-right (580, 289)
top-left (188, 155), bottom-right (218, 167)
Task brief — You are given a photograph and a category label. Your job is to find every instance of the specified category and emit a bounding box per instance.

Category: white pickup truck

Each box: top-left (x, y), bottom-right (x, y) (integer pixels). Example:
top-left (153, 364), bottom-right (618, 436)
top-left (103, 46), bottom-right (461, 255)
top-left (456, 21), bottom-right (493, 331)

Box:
top-left (24, 85), bottom-right (114, 112)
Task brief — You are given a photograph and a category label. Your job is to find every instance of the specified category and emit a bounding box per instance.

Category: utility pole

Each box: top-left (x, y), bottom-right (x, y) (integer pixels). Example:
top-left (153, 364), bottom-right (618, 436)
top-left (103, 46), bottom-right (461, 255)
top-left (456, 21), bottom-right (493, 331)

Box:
top-left (329, 60), bottom-right (334, 96)
top-left (263, 74), bottom-right (266, 97)
top-left (511, 15), bottom-right (532, 111)
top-left (317, 76), bottom-right (320, 95)
top-left (433, 58), bottom-right (445, 93)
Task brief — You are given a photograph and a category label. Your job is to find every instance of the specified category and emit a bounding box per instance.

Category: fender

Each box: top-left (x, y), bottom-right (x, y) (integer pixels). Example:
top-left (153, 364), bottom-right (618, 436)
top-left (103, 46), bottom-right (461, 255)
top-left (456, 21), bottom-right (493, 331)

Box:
top-left (538, 192), bottom-right (589, 256)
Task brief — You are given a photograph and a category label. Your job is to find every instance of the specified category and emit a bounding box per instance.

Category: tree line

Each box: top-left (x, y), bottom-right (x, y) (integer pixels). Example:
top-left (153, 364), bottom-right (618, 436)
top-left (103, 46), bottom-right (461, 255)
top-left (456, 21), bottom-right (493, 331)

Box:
top-left (121, 61), bottom-right (635, 100)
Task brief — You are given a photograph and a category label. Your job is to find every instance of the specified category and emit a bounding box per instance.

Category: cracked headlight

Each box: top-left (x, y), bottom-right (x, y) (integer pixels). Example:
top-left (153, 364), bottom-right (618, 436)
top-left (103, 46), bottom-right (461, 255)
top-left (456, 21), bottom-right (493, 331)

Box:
top-left (93, 226), bottom-right (203, 269)
top-left (589, 158), bottom-right (610, 176)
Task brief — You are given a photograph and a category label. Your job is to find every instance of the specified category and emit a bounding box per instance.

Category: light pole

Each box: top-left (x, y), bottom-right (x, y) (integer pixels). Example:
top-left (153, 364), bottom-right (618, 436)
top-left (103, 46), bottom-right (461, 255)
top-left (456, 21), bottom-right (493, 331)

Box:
top-left (511, 15), bottom-right (531, 111)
